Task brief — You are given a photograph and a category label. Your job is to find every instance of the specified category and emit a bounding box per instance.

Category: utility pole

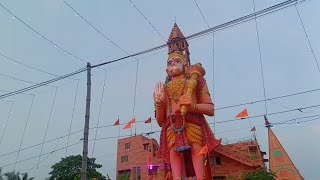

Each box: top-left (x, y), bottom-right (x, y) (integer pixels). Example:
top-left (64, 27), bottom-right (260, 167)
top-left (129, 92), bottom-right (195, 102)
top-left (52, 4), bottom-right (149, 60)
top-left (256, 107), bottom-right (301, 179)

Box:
top-left (81, 62), bottom-right (91, 180)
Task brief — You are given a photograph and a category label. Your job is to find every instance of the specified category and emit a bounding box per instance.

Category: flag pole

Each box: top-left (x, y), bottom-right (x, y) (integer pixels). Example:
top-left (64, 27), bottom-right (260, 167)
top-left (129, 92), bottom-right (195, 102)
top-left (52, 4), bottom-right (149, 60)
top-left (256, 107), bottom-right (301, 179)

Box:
top-left (117, 115), bottom-right (120, 138)
top-left (135, 118), bottom-right (136, 136)
top-left (130, 121), bottom-right (132, 136)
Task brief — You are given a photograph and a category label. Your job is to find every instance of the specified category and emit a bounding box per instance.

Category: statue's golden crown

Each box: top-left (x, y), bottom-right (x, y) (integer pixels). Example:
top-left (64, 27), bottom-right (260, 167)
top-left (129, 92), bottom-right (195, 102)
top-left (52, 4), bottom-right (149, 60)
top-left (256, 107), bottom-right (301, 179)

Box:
top-left (167, 44), bottom-right (188, 62)
top-left (168, 51), bottom-right (188, 62)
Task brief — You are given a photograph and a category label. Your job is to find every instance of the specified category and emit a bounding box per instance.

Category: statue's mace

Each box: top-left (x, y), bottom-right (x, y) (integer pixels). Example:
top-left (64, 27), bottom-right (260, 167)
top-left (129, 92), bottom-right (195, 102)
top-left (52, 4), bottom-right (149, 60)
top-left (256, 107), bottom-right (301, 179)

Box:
top-left (180, 63), bottom-right (206, 117)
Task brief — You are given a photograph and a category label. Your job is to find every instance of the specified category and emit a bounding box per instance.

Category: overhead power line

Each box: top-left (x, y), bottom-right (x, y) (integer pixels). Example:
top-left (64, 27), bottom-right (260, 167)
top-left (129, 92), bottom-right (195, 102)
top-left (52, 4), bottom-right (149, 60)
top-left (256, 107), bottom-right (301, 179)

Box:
top-left (0, 52), bottom-right (58, 77)
top-left (214, 104), bottom-right (320, 124)
top-left (0, 72), bottom-right (55, 88)
top-left (0, 51), bottom-right (79, 81)
top-left (0, 68), bottom-right (86, 99)
top-left (93, 0), bottom-right (307, 69)
top-left (128, 0), bottom-right (166, 42)
top-left (0, 2), bottom-right (85, 67)
top-left (193, 0), bottom-right (210, 28)
top-left (63, 1), bottom-right (131, 55)
top-left (215, 87), bottom-right (320, 110)
top-left (294, 4), bottom-right (320, 72)
top-left (2, 112), bottom-right (320, 169)
top-left (2, 103), bottom-right (320, 160)
top-left (0, 0), bottom-right (311, 99)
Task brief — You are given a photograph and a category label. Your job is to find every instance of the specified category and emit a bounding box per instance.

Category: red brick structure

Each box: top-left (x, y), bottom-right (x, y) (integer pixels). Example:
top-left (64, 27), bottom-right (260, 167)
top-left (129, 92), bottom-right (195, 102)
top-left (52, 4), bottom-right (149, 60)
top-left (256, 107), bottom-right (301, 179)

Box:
top-left (116, 135), bottom-right (169, 180)
top-left (211, 138), bottom-right (266, 179)
top-left (116, 135), bottom-right (267, 180)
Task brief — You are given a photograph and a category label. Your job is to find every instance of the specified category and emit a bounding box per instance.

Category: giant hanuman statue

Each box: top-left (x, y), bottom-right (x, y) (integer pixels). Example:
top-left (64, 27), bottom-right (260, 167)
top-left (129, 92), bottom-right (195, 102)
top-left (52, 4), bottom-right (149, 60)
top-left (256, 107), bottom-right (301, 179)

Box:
top-left (154, 23), bottom-right (221, 180)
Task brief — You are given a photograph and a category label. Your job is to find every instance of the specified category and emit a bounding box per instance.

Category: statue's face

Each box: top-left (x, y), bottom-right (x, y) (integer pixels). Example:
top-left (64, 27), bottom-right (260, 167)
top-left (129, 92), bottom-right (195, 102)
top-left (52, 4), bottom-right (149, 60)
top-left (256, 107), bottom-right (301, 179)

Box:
top-left (166, 56), bottom-right (186, 77)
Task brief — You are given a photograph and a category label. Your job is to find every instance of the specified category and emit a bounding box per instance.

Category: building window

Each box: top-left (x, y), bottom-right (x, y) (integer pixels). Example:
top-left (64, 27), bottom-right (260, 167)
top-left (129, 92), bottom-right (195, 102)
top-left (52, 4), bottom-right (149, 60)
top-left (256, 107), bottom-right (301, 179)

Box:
top-left (132, 167), bottom-right (141, 180)
top-left (121, 155), bottom-right (128, 163)
top-left (210, 156), bottom-right (221, 166)
top-left (153, 144), bottom-right (157, 157)
top-left (143, 143), bottom-right (150, 151)
top-left (125, 143), bottom-right (130, 150)
top-left (249, 146), bottom-right (258, 160)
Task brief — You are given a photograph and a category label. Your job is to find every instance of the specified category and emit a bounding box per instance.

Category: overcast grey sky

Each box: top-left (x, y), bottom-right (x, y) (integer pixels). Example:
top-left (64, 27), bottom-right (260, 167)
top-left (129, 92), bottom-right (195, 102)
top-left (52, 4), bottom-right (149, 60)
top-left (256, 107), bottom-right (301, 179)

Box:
top-left (0, 0), bottom-right (320, 179)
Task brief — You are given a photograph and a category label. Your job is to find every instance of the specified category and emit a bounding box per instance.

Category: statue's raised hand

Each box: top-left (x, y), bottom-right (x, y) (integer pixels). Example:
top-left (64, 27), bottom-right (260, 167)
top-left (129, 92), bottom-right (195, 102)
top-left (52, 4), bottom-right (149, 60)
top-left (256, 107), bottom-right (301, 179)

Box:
top-left (153, 81), bottom-right (165, 107)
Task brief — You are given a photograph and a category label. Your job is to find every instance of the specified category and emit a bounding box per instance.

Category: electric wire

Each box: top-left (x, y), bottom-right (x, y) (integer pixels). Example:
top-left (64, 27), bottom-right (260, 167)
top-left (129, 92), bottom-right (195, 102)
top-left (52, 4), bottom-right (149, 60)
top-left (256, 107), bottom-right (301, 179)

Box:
top-left (62, 0), bottom-right (134, 74)
top-left (193, 0), bottom-right (210, 28)
top-left (36, 87), bottom-right (58, 170)
top-left (0, 89), bottom-right (35, 97)
top-left (0, 2), bottom-right (85, 67)
top-left (0, 129), bottom-right (84, 158)
top-left (0, 52), bottom-right (59, 77)
top-left (1, 86), bottom-right (320, 159)
top-left (0, 0), bottom-right (309, 100)
top-left (91, 71), bottom-right (107, 157)
top-left (63, 1), bottom-right (130, 55)
top-left (0, 67), bottom-right (86, 99)
top-left (92, 0), bottom-right (307, 69)
top-left (13, 95), bottom-right (35, 170)
top-left (1, 113), bottom-right (319, 173)
top-left (0, 52), bottom-right (79, 81)
top-left (0, 101), bottom-right (14, 147)
top-left (0, 72), bottom-right (56, 88)
top-left (132, 61), bottom-right (139, 136)
top-left (186, 0), bottom-right (307, 41)
top-left (128, 0), bottom-right (166, 42)
top-left (0, 0), bottom-right (316, 167)
top-left (2, 103), bottom-right (320, 161)
top-left (294, 3), bottom-right (320, 72)
top-left (4, 112), bottom-right (319, 169)
top-left (65, 80), bottom-right (80, 157)
top-left (213, 104), bottom-right (320, 124)
top-left (252, 0), bottom-right (268, 115)
top-left (215, 87), bottom-right (320, 110)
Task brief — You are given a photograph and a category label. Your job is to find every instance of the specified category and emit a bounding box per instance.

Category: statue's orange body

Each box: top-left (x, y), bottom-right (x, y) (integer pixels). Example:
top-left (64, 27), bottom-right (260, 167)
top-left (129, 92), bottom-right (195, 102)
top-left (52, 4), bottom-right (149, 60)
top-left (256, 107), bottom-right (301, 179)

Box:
top-left (154, 24), bottom-right (220, 180)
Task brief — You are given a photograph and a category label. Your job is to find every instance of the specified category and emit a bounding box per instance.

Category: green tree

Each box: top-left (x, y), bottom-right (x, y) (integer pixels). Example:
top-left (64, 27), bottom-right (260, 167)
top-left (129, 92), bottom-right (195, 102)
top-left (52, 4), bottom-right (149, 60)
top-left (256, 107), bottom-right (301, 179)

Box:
top-left (117, 173), bottom-right (129, 180)
top-left (21, 173), bottom-right (34, 180)
top-left (4, 171), bottom-right (20, 180)
top-left (48, 155), bottom-right (106, 180)
top-left (1, 170), bottom-right (34, 180)
top-left (243, 168), bottom-right (276, 180)
top-left (0, 168), bottom-right (3, 180)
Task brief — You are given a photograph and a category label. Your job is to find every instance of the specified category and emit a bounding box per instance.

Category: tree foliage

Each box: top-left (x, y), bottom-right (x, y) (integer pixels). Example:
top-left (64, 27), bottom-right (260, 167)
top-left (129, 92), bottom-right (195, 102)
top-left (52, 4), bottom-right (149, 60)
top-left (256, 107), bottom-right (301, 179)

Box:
top-left (0, 170), bottom-right (34, 180)
top-left (243, 168), bottom-right (276, 180)
top-left (117, 173), bottom-right (129, 180)
top-left (48, 155), bottom-right (106, 180)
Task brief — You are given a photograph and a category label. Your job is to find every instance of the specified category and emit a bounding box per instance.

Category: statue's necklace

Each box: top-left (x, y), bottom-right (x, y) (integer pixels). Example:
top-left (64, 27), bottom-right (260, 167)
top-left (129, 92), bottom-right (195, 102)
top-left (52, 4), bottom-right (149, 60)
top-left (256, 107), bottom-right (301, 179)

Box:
top-left (165, 77), bottom-right (187, 133)
top-left (166, 78), bottom-right (187, 103)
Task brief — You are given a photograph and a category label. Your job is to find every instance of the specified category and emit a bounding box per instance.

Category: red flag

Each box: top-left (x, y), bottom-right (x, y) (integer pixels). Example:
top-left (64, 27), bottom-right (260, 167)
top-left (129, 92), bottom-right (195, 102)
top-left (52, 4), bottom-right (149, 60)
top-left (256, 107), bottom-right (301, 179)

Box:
top-left (235, 108), bottom-right (248, 119)
top-left (250, 126), bottom-right (256, 131)
top-left (113, 119), bottom-right (120, 126)
top-left (123, 122), bottom-right (132, 129)
top-left (145, 117), bottom-right (152, 123)
top-left (197, 144), bottom-right (208, 156)
top-left (123, 118), bottom-right (135, 130)
top-left (129, 118), bottom-right (136, 124)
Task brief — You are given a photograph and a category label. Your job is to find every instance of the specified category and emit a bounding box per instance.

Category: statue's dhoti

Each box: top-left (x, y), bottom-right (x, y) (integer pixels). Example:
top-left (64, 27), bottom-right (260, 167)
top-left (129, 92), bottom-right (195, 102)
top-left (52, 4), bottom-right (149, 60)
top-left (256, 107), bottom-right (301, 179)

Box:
top-left (157, 113), bottom-right (221, 163)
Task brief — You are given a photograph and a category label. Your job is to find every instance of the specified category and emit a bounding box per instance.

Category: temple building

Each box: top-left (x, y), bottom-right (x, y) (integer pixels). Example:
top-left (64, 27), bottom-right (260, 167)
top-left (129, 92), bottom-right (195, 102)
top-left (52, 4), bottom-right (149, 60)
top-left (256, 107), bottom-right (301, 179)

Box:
top-left (116, 135), bottom-right (267, 180)
top-left (265, 116), bottom-right (303, 180)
